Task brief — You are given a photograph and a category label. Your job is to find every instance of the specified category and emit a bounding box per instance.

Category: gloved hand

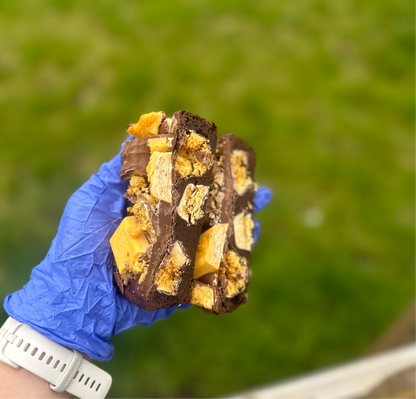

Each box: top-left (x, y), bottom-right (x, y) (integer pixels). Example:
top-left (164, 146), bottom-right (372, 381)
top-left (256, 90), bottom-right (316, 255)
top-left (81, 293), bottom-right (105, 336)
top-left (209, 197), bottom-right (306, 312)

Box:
top-left (3, 138), bottom-right (272, 362)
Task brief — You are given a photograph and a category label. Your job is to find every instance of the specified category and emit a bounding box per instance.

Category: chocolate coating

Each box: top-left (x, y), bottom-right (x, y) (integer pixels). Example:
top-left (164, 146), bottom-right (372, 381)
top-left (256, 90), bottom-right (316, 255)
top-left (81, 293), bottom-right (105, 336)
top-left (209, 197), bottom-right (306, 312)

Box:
top-left (197, 134), bottom-right (257, 315)
top-left (158, 119), bottom-right (171, 135)
top-left (115, 110), bottom-right (218, 311)
top-left (120, 138), bottom-right (151, 180)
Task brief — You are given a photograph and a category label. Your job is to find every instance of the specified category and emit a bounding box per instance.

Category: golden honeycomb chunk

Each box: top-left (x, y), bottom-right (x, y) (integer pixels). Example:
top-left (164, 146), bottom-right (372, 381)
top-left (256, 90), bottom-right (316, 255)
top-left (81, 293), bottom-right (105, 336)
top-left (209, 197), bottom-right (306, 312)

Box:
top-left (130, 175), bottom-right (147, 189)
top-left (155, 242), bottom-right (189, 295)
top-left (190, 282), bottom-right (214, 310)
top-left (148, 136), bottom-right (174, 154)
top-left (127, 111), bottom-right (165, 138)
top-left (177, 184), bottom-right (209, 224)
top-left (219, 251), bottom-right (249, 298)
top-left (230, 150), bottom-right (254, 195)
top-left (174, 131), bottom-right (213, 178)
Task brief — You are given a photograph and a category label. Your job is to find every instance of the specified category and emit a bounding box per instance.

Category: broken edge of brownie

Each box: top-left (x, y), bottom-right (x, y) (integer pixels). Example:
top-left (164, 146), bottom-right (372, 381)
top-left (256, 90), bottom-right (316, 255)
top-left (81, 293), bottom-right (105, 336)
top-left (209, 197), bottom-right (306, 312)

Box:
top-left (111, 110), bottom-right (217, 311)
top-left (189, 133), bottom-right (257, 315)
top-left (110, 111), bottom-right (257, 315)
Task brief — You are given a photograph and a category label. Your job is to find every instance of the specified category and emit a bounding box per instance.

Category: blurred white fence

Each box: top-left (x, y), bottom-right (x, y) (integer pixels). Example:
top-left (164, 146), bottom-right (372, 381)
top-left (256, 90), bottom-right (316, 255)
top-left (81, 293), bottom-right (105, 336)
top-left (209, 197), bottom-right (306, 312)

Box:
top-left (228, 344), bottom-right (416, 399)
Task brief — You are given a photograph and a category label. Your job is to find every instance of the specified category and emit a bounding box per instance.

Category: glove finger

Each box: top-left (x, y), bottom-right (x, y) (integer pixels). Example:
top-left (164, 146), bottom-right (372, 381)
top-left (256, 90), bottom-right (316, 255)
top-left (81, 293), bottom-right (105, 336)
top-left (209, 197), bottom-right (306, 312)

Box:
top-left (254, 187), bottom-right (272, 213)
top-left (4, 135), bottom-right (141, 362)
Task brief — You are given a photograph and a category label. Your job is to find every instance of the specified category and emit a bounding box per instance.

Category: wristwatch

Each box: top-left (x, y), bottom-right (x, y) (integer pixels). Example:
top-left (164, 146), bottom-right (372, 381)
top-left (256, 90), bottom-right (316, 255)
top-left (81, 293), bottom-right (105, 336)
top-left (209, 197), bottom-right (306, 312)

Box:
top-left (0, 317), bottom-right (112, 398)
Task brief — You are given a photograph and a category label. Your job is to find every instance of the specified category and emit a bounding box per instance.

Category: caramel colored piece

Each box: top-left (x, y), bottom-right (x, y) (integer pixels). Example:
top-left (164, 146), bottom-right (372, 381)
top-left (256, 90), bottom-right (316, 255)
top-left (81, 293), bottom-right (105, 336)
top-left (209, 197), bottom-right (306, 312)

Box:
top-left (194, 223), bottom-right (228, 279)
top-left (110, 216), bottom-right (149, 275)
top-left (127, 111), bottom-right (165, 138)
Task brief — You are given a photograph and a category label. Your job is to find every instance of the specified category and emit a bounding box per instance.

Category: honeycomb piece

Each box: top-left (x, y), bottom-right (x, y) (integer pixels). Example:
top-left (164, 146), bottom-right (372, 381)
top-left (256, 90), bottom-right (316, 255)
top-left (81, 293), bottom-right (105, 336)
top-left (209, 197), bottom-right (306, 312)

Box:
top-left (174, 131), bottom-right (213, 178)
top-left (177, 184), bottom-right (209, 224)
top-left (190, 282), bottom-right (214, 310)
top-left (127, 111), bottom-right (165, 138)
top-left (148, 136), bottom-right (174, 154)
top-left (154, 242), bottom-right (189, 295)
top-left (230, 149), bottom-right (254, 195)
top-left (219, 251), bottom-right (249, 298)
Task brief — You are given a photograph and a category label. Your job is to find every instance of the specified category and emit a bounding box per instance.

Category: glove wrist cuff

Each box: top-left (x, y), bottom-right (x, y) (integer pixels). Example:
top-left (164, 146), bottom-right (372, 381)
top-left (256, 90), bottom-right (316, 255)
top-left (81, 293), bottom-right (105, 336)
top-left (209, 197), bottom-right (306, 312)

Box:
top-left (0, 317), bottom-right (112, 399)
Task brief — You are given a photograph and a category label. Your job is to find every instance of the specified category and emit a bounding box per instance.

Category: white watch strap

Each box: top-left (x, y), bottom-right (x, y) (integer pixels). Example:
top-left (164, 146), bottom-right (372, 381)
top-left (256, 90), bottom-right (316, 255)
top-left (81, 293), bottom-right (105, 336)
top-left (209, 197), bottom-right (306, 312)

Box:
top-left (0, 317), bottom-right (112, 399)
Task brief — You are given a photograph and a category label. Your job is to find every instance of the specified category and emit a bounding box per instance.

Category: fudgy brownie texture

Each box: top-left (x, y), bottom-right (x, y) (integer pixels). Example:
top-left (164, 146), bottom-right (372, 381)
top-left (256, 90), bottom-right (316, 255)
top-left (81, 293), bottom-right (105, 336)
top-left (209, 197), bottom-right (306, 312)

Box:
top-left (111, 111), bottom-right (217, 311)
top-left (189, 134), bottom-right (257, 315)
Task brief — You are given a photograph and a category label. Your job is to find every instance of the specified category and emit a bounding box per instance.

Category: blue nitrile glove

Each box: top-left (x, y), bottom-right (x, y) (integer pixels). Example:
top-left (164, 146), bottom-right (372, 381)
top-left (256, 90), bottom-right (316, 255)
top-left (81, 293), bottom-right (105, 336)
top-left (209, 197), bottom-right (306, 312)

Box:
top-left (253, 187), bottom-right (272, 241)
top-left (3, 137), bottom-right (272, 362)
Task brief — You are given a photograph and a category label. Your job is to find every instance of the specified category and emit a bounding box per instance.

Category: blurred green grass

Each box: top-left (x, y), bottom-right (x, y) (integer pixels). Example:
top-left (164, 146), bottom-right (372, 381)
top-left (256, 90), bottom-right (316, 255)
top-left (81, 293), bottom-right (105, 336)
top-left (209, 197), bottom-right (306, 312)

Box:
top-left (0, 0), bottom-right (414, 397)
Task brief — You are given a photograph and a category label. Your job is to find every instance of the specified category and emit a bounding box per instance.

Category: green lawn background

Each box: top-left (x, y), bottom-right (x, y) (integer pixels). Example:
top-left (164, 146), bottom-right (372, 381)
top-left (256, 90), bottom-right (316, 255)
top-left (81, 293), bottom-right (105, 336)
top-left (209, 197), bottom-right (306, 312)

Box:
top-left (0, 0), bottom-right (414, 397)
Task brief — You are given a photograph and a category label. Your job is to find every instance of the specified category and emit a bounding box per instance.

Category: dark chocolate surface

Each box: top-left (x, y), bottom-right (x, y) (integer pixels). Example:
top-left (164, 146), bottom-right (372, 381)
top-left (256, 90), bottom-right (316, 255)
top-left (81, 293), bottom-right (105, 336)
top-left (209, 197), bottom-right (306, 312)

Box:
top-left (120, 138), bottom-right (151, 180)
top-left (197, 133), bottom-right (257, 315)
top-left (114, 114), bottom-right (257, 315)
top-left (116, 110), bottom-right (218, 311)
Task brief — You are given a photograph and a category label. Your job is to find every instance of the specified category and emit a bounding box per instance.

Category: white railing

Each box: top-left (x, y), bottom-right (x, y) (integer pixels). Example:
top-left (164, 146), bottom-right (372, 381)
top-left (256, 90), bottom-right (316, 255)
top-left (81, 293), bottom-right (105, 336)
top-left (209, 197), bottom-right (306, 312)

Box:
top-left (228, 344), bottom-right (416, 399)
